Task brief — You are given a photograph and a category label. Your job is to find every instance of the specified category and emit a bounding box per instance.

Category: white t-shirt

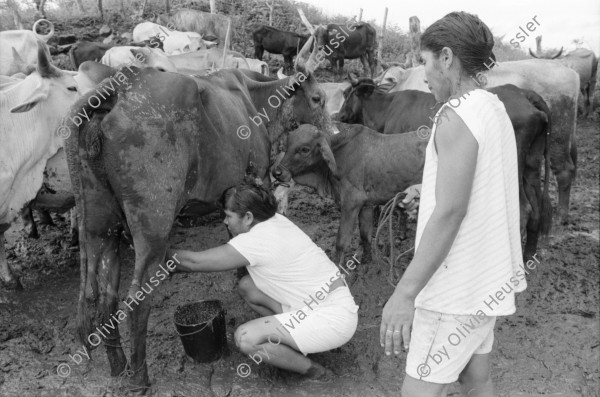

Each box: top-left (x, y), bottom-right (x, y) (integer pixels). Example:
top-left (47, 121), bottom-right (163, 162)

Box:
top-left (228, 213), bottom-right (342, 312)
top-left (414, 89), bottom-right (526, 316)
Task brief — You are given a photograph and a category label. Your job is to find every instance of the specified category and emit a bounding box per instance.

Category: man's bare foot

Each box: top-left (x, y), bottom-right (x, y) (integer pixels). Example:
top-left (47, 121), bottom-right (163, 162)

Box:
top-left (304, 361), bottom-right (335, 383)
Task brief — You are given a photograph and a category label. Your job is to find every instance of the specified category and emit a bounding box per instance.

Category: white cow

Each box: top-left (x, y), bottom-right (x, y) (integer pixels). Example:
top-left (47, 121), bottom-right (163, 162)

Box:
top-left (0, 43), bottom-right (81, 289)
top-left (167, 48), bottom-right (250, 75)
top-left (132, 21), bottom-right (206, 55)
top-left (0, 19), bottom-right (54, 75)
top-left (100, 46), bottom-right (177, 72)
top-left (320, 81), bottom-right (351, 118)
top-left (245, 58), bottom-right (270, 76)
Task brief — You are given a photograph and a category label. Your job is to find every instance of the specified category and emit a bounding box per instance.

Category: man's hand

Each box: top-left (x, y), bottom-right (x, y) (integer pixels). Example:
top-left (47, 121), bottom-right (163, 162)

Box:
top-left (380, 290), bottom-right (415, 356)
top-left (398, 184), bottom-right (422, 220)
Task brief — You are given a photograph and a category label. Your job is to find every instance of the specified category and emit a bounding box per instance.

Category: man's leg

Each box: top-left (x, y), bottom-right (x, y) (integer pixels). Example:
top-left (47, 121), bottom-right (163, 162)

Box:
top-left (234, 315), bottom-right (330, 378)
top-left (238, 275), bottom-right (283, 317)
top-left (401, 375), bottom-right (450, 397)
top-left (457, 353), bottom-right (494, 397)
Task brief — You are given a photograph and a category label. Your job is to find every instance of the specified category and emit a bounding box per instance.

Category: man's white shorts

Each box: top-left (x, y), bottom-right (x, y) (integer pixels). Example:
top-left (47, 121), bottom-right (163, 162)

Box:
top-left (273, 286), bottom-right (359, 355)
top-left (405, 307), bottom-right (496, 384)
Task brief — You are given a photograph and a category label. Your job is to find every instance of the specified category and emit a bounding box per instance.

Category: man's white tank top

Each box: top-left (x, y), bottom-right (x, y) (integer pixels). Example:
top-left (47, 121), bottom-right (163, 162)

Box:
top-left (414, 89), bottom-right (526, 316)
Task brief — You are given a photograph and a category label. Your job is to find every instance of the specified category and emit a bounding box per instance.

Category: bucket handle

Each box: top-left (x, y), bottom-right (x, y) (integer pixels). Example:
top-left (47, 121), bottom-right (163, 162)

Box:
top-left (176, 321), bottom-right (212, 337)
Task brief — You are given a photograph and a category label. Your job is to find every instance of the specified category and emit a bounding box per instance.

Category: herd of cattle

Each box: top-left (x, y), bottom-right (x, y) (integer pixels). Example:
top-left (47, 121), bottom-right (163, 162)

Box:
top-left (0, 8), bottom-right (598, 390)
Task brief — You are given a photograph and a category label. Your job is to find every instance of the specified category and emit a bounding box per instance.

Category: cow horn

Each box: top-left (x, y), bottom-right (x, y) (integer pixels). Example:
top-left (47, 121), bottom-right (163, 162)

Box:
top-left (551, 47), bottom-right (563, 59)
top-left (36, 40), bottom-right (55, 78)
top-left (277, 68), bottom-right (287, 79)
top-left (32, 19), bottom-right (54, 43)
top-left (528, 48), bottom-right (539, 58)
top-left (347, 71), bottom-right (359, 85)
top-left (294, 34), bottom-right (313, 71)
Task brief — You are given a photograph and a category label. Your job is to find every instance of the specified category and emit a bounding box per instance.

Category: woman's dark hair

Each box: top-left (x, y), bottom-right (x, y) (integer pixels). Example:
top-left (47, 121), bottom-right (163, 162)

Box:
top-left (219, 182), bottom-right (277, 222)
top-left (420, 11), bottom-right (496, 76)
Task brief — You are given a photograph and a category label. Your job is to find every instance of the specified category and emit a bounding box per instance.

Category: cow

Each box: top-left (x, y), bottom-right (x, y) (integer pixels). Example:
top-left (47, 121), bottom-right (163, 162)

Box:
top-left (245, 58), bottom-right (270, 76)
top-left (62, 35), bottom-right (331, 390)
top-left (529, 48), bottom-right (599, 118)
top-left (0, 19), bottom-right (54, 75)
top-left (0, 43), bottom-right (80, 290)
top-left (320, 81), bottom-right (351, 118)
top-left (169, 9), bottom-right (230, 45)
top-left (272, 123), bottom-right (427, 264)
top-left (166, 48), bottom-right (250, 75)
top-left (68, 39), bottom-right (165, 69)
top-left (132, 21), bottom-right (206, 55)
top-left (314, 22), bottom-right (377, 77)
top-left (368, 62), bottom-right (579, 225)
top-left (252, 25), bottom-right (309, 72)
top-left (338, 77), bottom-right (552, 259)
top-left (101, 47), bottom-right (177, 72)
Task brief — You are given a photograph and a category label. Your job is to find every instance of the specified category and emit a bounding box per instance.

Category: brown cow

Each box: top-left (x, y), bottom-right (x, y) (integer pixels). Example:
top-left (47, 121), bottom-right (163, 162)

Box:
top-left (273, 123), bottom-right (427, 265)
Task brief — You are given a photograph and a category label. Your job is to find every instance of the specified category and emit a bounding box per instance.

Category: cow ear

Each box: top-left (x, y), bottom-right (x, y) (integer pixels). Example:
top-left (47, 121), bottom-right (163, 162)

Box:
top-left (318, 137), bottom-right (338, 178)
top-left (10, 84), bottom-right (49, 113)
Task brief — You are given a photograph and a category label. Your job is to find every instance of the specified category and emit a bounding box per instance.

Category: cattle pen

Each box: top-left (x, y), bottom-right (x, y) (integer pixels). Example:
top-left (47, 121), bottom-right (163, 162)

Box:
top-left (0, 0), bottom-right (598, 396)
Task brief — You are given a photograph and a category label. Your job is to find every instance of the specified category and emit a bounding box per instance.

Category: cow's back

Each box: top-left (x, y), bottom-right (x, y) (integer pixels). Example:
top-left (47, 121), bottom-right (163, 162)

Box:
top-left (170, 9), bottom-right (229, 44)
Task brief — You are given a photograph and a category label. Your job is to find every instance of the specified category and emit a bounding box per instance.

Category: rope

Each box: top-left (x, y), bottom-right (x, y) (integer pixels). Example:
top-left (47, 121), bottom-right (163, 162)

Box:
top-left (372, 191), bottom-right (413, 287)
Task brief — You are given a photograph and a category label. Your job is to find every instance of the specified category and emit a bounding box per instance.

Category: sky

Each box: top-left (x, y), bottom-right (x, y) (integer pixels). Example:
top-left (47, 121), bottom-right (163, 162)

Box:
top-left (299, 0), bottom-right (600, 55)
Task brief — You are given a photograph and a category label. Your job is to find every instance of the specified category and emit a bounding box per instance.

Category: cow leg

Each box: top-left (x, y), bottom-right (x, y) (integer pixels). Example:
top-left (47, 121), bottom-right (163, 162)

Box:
top-left (255, 45), bottom-right (263, 61)
top-left (0, 231), bottom-right (22, 290)
top-left (284, 55), bottom-right (293, 74)
top-left (337, 57), bottom-right (345, 76)
top-left (37, 209), bottom-right (55, 226)
top-left (397, 210), bottom-right (408, 241)
top-left (125, 229), bottom-right (172, 390)
top-left (69, 209), bottom-right (78, 247)
top-left (21, 206), bottom-right (39, 239)
top-left (335, 202), bottom-right (361, 266)
top-left (77, 225), bottom-right (127, 377)
top-left (358, 205), bottom-right (373, 263)
top-left (96, 232), bottom-right (128, 376)
top-left (522, 182), bottom-right (540, 260)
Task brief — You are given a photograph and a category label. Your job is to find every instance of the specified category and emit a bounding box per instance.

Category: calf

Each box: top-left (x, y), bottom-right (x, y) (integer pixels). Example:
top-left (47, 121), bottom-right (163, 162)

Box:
top-left (273, 123), bottom-right (427, 264)
top-left (339, 77), bottom-right (552, 259)
top-left (132, 21), bottom-right (205, 54)
top-left (252, 25), bottom-right (309, 71)
top-left (69, 40), bottom-right (165, 69)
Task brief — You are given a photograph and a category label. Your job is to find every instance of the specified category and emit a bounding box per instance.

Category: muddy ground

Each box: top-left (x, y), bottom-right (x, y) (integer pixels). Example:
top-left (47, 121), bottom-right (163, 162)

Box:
top-left (0, 115), bottom-right (598, 397)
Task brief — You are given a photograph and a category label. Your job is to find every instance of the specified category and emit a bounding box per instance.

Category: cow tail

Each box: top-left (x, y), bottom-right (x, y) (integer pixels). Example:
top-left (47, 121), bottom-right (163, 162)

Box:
top-left (540, 111), bottom-right (552, 237)
top-left (524, 90), bottom-right (553, 240)
top-left (64, 81), bottom-right (115, 350)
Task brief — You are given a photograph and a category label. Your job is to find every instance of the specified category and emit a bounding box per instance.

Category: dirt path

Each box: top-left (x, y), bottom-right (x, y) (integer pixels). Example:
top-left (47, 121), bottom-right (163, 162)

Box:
top-left (0, 119), bottom-right (598, 397)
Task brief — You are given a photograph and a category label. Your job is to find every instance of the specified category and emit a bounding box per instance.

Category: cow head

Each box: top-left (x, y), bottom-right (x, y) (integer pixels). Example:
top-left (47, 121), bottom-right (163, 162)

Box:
top-left (10, 41), bottom-right (79, 115)
top-left (337, 72), bottom-right (376, 124)
top-left (283, 35), bottom-right (331, 132)
top-left (314, 25), bottom-right (330, 52)
top-left (184, 35), bottom-right (205, 52)
top-left (272, 124), bottom-right (337, 183)
top-left (129, 48), bottom-right (177, 72)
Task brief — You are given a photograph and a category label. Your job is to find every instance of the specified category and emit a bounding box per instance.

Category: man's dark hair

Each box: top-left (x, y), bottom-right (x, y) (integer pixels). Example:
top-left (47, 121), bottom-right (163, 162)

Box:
top-left (219, 182), bottom-right (278, 222)
top-left (420, 11), bottom-right (496, 77)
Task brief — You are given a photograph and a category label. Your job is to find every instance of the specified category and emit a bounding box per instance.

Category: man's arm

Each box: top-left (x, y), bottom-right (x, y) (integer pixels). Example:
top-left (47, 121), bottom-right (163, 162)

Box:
top-left (380, 107), bottom-right (479, 354)
top-left (168, 245), bottom-right (250, 273)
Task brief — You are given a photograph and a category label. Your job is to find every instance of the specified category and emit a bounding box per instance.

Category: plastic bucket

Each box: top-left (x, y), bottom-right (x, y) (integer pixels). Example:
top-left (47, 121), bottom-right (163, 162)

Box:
top-left (173, 300), bottom-right (227, 363)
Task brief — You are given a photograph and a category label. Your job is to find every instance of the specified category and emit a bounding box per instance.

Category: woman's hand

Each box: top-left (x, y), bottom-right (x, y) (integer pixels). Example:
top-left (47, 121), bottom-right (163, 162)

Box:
top-left (380, 290), bottom-right (416, 356)
top-left (398, 184), bottom-right (421, 220)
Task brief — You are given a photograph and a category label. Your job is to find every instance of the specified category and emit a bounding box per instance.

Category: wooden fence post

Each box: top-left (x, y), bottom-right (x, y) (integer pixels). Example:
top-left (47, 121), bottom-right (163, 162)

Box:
top-left (376, 7), bottom-right (388, 70)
